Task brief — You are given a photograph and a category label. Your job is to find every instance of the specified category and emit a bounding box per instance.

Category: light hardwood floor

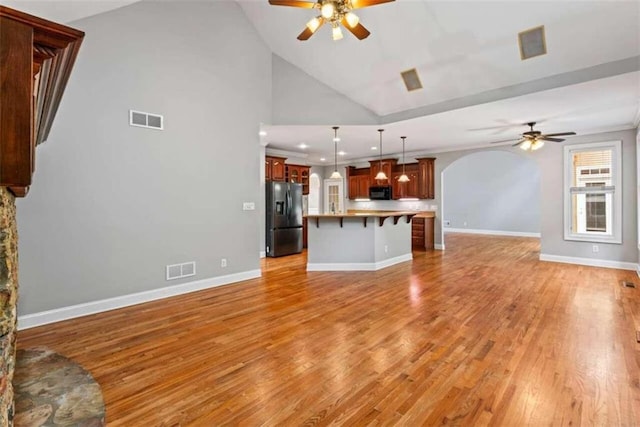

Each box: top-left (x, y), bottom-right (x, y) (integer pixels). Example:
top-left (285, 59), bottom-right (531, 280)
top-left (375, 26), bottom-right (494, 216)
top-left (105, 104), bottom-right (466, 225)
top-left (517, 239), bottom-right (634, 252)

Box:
top-left (17, 234), bottom-right (640, 425)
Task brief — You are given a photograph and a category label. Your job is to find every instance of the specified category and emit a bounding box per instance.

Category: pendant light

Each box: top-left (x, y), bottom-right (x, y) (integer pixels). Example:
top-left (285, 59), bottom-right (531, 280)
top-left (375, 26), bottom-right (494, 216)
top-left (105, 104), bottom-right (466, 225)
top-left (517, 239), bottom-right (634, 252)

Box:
top-left (374, 129), bottom-right (387, 181)
top-left (398, 136), bottom-right (409, 182)
top-left (330, 126), bottom-right (342, 179)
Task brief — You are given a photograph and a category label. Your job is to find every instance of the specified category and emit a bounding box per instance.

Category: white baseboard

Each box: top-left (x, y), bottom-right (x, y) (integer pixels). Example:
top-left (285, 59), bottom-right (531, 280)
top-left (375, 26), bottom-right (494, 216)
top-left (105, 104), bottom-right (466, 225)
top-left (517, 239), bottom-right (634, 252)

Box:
top-left (539, 253), bottom-right (637, 271)
top-left (444, 228), bottom-right (541, 238)
top-left (435, 243), bottom-right (445, 250)
top-left (259, 251), bottom-right (266, 258)
top-left (18, 269), bottom-right (262, 330)
top-left (636, 263), bottom-right (640, 278)
top-left (307, 253), bottom-right (412, 271)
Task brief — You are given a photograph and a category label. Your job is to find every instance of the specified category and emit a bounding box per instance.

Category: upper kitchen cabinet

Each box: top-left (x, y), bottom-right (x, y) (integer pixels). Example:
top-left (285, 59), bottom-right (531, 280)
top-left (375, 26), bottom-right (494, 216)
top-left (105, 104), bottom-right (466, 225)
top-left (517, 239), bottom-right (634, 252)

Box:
top-left (416, 158), bottom-right (435, 199)
top-left (265, 156), bottom-right (286, 182)
top-left (369, 159), bottom-right (397, 186)
top-left (391, 165), bottom-right (419, 199)
top-left (346, 166), bottom-right (370, 200)
top-left (0, 6), bottom-right (84, 196)
top-left (286, 164), bottom-right (310, 195)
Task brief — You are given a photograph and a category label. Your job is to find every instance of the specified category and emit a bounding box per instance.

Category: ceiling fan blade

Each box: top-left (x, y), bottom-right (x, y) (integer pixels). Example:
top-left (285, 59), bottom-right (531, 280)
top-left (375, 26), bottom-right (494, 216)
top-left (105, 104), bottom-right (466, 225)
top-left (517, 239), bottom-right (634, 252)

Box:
top-left (539, 137), bottom-right (565, 143)
top-left (511, 139), bottom-right (527, 147)
top-left (341, 18), bottom-right (370, 39)
top-left (297, 18), bottom-right (324, 40)
top-left (541, 132), bottom-right (576, 137)
top-left (269, 0), bottom-right (317, 8)
top-left (489, 138), bottom-right (518, 144)
top-left (350, 0), bottom-right (395, 9)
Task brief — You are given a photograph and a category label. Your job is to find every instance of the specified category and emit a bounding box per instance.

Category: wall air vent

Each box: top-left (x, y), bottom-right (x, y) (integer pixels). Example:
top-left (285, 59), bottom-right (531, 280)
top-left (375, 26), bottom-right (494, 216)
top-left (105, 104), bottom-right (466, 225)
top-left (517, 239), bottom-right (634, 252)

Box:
top-left (166, 261), bottom-right (196, 280)
top-left (129, 110), bottom-right (164, 130)
top-left (518, 25), bottom-right (547, 60)
top-left (401, 68), bottom-right (423, 92)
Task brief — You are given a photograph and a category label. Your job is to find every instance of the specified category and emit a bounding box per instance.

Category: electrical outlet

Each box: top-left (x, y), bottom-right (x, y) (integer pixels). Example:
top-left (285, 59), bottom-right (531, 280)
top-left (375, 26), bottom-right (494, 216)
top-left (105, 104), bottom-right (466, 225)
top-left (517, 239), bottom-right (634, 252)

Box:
top-left (463, 221), bottom-right (467, 227)
top-left (384, 245), bottom-right (388, 253)
top-left (592, 245), bottom-right (599, 253)
top-left (243, 202), bottom-right (255, 211)
top-left (444, 220), bottom-right (451, 227)
top-left (221, 258), bottom-right (227, 267)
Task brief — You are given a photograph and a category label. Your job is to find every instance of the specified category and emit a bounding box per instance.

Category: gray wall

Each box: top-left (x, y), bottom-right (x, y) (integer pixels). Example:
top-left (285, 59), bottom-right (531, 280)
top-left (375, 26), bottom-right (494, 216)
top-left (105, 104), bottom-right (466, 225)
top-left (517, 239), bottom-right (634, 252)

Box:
top-left (637, 127), bottom-right (640, 271)
top-left (536, 128), bottom-right (636, 262)
top-left (16, 1), bottom-right (272, 314)
top-left (442, 151), bottom-right (540, 233)
top-left (426, 129), bottom-right (636, 262)
top-left (338, 128), bottom-right (637, 264)
top-left (271, 54), bottom-right (379, 126)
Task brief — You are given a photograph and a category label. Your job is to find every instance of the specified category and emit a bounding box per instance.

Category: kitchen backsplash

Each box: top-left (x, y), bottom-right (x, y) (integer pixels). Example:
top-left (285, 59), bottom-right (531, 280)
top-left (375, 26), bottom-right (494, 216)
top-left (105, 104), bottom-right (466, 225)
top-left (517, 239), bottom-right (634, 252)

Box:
top-left (346, 199), bottom-right (437, 212)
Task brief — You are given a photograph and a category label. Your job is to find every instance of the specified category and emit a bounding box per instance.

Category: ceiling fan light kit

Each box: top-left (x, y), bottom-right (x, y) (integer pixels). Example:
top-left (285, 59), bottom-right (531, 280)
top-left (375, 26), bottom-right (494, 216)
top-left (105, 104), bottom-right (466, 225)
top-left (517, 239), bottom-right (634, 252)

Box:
top-left (268, 0), bottom-right (395, 41)
top-left (508, 121), bottom-right (576, 151)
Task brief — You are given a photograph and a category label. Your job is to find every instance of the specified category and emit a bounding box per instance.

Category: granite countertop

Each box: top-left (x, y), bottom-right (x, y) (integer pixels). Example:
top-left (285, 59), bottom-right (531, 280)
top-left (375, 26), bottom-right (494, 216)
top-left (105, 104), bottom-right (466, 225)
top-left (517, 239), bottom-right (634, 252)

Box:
top-left (306, 210), bottom-right (418, 218)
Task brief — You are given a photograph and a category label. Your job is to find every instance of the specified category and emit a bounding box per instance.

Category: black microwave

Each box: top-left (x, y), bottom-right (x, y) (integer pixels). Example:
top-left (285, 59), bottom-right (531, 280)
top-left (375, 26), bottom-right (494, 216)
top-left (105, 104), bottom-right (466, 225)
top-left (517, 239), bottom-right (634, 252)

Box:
top-left (369, 186), bottom-right (392, 200)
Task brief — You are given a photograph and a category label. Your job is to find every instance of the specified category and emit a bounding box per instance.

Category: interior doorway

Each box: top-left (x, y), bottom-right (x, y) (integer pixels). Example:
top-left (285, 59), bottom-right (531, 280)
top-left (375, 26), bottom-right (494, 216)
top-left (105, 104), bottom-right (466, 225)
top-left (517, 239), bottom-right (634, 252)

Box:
top-left (308, 173), bottom-right (320, 215)
top-left (441, 151), bottom-right (541, 249)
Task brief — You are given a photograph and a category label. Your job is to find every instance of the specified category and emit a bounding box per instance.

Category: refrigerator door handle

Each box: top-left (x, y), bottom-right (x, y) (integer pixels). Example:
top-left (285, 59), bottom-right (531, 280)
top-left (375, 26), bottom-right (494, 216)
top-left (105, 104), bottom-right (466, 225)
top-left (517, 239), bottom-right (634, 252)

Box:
top-left (286, 189), bottom-right (292, 220)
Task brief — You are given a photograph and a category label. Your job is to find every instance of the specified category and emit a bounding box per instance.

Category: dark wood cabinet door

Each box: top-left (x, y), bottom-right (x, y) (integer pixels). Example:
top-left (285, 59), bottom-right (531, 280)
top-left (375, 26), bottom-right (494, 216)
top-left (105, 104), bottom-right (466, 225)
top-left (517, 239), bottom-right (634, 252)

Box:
top-left (288, 165), bottom-right (300, 183)
top-left (348, 176), bottom-right (358, 199)
top-left (270, 157), bottom-right (286, 181)
top-left (417, 158), bottom-right (435, 199)
top-left (391, 172), bottom-right (402, 199)
top-left (412, 217), bottom-right (425, 249)
top-left (407, 172), bottom-right (419, 198)
top-left (265, 158), bottom-right (271, 181)
top-left (300, 167), bottom-right (310, 195)
top-left (357, 176), bottom-right (370, 199)
top-left (369, 159), bottom-right (397, 186)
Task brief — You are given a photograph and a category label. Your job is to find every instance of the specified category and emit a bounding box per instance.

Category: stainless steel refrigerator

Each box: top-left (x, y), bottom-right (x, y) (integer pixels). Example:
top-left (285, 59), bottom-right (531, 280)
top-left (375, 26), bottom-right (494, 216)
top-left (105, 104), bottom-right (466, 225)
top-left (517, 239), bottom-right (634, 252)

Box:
top-left (266, 182), bottom-right (303, 257)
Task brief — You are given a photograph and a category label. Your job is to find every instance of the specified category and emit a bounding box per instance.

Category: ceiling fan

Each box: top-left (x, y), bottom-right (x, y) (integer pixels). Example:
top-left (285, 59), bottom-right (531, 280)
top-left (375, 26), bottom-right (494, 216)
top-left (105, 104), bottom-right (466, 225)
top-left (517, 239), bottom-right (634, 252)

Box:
top-left (268, 0), bottom-right (395, 41)
top-left (505, 122), bottom-right (576, 151)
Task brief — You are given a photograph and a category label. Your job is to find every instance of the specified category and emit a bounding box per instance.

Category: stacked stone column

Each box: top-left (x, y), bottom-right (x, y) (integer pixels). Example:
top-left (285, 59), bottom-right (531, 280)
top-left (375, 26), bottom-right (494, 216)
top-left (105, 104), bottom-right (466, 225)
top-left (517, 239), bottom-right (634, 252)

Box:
top-left (0, 187), bottom-right (17, 425)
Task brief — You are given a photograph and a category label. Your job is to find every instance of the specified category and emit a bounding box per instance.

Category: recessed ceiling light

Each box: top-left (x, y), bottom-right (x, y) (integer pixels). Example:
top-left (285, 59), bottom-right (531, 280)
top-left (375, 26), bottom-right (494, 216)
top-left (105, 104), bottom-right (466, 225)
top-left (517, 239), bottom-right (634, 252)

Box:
top-left (298, 143), bottom-right (308, 149)
top-left (338, 151), bottom-right (346, 156)
top-left (259, 130), bottom-right (267, 136)
top-left (371, 146), bottom-right (377, 150)
top-left (320, 157), bottom-right (326, 161)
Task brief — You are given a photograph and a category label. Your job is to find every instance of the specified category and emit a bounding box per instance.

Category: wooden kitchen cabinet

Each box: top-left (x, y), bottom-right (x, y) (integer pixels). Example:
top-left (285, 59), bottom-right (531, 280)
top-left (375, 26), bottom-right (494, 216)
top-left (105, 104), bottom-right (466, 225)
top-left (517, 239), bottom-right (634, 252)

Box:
top-left (347, 167), bottom-right (370, 199)
top-left (265, 156), bottom-right (286, 182)
top-left (303, 217), bottom-right (308, 248)
top-left (286, 164), bottom-right (310, 195)
top-left (369, 159), bottom-right (397, 186)
top-left (416, 157), bottom-right (435, 199)
top-left (412, 216), bottom-right (434, 250)
top-left (392, 167), bottom-right (419, 199)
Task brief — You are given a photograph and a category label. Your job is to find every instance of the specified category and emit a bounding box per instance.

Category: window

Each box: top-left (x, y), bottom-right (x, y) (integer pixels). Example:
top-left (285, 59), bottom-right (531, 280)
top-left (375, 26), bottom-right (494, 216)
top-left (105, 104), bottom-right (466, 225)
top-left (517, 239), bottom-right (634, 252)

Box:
top-left (564, 141), bottom-right (622, 243)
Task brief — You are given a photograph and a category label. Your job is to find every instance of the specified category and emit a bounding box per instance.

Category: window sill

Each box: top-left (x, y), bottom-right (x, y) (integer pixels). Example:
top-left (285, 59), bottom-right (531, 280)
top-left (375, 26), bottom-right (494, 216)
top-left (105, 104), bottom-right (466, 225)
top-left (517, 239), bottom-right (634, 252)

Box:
top-left (564, 234), bottom-right (621, 245)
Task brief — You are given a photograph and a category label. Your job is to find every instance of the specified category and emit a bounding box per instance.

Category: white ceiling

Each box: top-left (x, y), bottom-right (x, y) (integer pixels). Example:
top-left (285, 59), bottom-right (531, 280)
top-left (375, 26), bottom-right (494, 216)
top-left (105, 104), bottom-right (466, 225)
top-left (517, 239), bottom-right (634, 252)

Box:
top-left (4, 0), bottom-right (640, 164)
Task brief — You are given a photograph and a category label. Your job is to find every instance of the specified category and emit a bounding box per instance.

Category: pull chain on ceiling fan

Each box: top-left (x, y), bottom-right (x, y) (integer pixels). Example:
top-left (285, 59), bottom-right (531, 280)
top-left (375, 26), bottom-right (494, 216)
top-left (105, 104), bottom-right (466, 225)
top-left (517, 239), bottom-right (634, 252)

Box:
top-left (268, 0), bottom-right (395, 41)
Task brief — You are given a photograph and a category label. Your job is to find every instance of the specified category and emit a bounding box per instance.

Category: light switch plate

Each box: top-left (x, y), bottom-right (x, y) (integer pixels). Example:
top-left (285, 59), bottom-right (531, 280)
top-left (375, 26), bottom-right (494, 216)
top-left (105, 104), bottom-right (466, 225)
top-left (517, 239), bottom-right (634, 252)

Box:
top-left (243, 202), bottom-right (255, 211)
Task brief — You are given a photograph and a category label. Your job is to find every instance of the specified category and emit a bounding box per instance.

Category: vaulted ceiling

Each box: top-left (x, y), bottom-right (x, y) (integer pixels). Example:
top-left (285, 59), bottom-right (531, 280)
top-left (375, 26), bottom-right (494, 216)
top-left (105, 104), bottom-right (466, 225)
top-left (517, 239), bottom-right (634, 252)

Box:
top-left (6, 0), bottom-right (640, 163)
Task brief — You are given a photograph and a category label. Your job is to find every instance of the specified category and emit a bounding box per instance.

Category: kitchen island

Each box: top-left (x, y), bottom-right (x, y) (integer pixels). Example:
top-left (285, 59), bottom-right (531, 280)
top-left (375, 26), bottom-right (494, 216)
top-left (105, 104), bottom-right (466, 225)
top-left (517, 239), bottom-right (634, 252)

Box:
top-left (305, 211), bottom-right (418, 271)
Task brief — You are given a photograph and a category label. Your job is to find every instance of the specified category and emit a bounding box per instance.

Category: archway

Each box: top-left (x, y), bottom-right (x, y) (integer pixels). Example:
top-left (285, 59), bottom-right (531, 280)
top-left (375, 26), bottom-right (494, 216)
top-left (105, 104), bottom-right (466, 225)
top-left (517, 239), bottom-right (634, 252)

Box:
top-left (440, 150), bottom-right (541, 248)
top-left (308, 173), bottom-right (320, 214)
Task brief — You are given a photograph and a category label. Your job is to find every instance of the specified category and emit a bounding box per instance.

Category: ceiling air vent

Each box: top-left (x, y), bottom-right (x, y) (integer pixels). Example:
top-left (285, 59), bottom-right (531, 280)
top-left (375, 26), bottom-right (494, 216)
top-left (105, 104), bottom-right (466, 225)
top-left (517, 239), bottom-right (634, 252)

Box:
top-left (401, 68), bottom-right (423, 92)
top-left (518, 25), bottom-right (547, 60)
top-left (129, 110), bottom-right (164, 130)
